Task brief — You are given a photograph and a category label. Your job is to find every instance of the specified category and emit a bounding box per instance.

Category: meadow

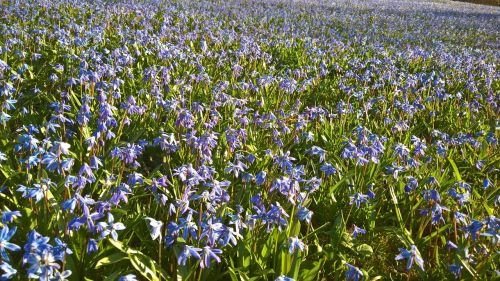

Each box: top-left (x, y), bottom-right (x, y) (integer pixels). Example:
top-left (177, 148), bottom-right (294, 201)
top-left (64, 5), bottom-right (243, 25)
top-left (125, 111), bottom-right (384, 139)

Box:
top-left (0, 0), bottom-right (499, 280)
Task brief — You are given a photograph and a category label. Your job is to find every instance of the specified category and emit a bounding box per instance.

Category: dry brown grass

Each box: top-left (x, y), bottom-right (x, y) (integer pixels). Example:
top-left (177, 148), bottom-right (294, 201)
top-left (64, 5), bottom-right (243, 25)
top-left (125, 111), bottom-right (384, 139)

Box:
top-left (455, 0), bottom-right (500, 6)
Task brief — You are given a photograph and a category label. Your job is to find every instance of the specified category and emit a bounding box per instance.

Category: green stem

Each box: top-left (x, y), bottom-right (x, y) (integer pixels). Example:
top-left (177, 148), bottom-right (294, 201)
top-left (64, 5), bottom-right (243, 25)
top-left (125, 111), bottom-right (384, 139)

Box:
top-left (158, 237), bottom-right (162, 280)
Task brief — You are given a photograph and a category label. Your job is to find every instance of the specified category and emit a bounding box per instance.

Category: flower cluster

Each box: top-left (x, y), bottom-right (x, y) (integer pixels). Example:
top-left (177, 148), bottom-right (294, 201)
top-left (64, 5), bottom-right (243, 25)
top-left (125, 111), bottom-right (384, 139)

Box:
top-left (0, 0), bottom-right (498, 280)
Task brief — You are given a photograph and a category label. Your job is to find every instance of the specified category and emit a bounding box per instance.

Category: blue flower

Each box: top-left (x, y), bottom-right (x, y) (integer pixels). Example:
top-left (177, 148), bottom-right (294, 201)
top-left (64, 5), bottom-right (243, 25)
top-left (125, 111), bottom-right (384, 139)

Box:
top-left (97, 213), bottom-right (126, 241)
top-left (411, 136), bottom-right (427, 156)
top-left (79, 163), bottom-right (96, 182)
top-left (345, 263), bottom-right (363, 281)
top-left (241, 172), bottom-right (254, 183)
top-left (61, 197), bottom-right (77, 213)
top-left (42, 153), bottom-right (60, 172)
top-left (461, 220), bottom-right (484, 241)
top-left (426, 176), bottom-right (439, 186)
top-left (145, 217), bottom-right (163, 240)
top-left (270, 176), bottom-right (294, 196)
top-left (475, 160), bottom-right (485, 170)
top-left (307, 146), bottom-right (326, 162)
top-left (274, 151), bottom-right (296, 171)
top-left (393, 143), bottom-right (410, 159)
top-left (87, 239), bottom-right (98, 254)
top-left (118, 274), bottom-right (137, 281)
top-left (367, 187), bottom-right (376, 199)
top-left (177, 245), bottom-right (202, 266)
top-left (454, 182), bottom-right (471, 191)
top-left (50, 270), bottom-right (72, 281)
top-left (288, 237), bottom-right (304, 254)
top-left (1, 211), bottom-right (21, 224)
top-left (52, 238), bottom-right (72, 261)
top-left (480, 225), bottom-right (499, 244)
top-left (404, 176), bottom-right (418, 193)
top-left (297, 206), bottom-right (313, 224)
top-left (422, 189), bottom-right (441, 203)
top-left (164, 222), bottom-right (181, 247)
top-left (385, 163), bottom-right (405, 179)
top-left (178, 214), bottom-right (198, 241)
top-left (265, 202), bottom-right (289, 232)
top-left (17, 184), bottom-right (45, 203)
top-left (0, 226), bottom-right (21, 262)
top-left (448, 264), bottom-right (462, 279)
top-left (395, 245), bottom-right (424, 271)
top-left (255, 171), bottom-right (267, 186)
top-left (320, 163), bottom-right (337, 176)
top-left (0, 262), bottom-right (16, 279)
top-left (246, 153), bottom-right (256, 164)
top-left (153, 132), bottom-right (179, 153)
top-left (22, 230), bottom-right (50, 263)
top-left (430, 204), bottom-right (449, 225)
top-left (68, 205), bottom-right (103, 232)
top-left (349, 193), bottom-right (369, 208)
top-left (446, 240), bottom-right (458, 250)
top-left (200, 246), bottom-right (222, 268)
top-left (448, 188), bottom-right (469, 205)
top-left (224, 161), bottom-right (248, 178)
top-left (26, 249), bottom-right (60, 280)
top-left (486, 132), bottom-right (497, 145)
top-left (52, 141), bottom-right (71, 156)
top-left (352, 225), bottom-right (366, 238)
top-left (0, 152), bottom-right (6, 163)
top-left (483, 178), bottom-right (493, 189)
top-left (454, 211), bottom-right (468, 225)
top-left (89, 156), bottom-right (102, 170)
top-left (219, 226), bottom-right (242, 247)
top-left (200, 218), bottom-right (224, 246)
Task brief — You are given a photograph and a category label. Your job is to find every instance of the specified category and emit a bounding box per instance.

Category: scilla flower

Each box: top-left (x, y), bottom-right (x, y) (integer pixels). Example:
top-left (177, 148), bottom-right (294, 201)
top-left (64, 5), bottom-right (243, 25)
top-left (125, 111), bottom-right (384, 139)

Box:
top-left (395, 245), bottom-right (424, 271)
top-left (0, 226), bottom-right (20, 262)
top-left (145, 217), bottom-right (163, 240)
top-left (97, 213), bottom-right (126, 241)
top-left (288, 237), bottom-right (304, 254)
top-left (345, 263), bottom-right (363, 281)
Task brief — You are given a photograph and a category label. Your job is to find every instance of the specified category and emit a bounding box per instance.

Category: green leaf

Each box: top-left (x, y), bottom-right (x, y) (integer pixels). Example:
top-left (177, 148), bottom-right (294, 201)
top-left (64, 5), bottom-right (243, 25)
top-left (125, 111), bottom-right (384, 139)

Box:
top-left (303, 222), bottom-right (330, 239)
top-left (129, 252), bottom-right (161, 281)
top-left (458, 255), bottom-right (477, 278)
top-left (237, 243), bottom-right (251, 269)
top-left (355, 244), bottom-right (373, 257)
top-left (447, 157), bottom-right (462, 181)
top-left (298, 259), bottom-right (324, 281)
top-left (290, 253), bottom-right (301, 280)
top-left (280, 250), bottom-right (290, 275)
top-left (227, 268), bottom-right (239, 281)
top-left (422, 225), bottom-right (451, 243)
top-left (290, 221), bottom-right (301, 237)
top-left (108, 239), bottom-right (126, 253)
top-left (261, 241), bottom-right (270, 258)
top-left (103, 271), bottom-right (123, 281)
top-left (108, 239), bottom-right (167, 281)
top-left (96, 252), bottom-right (129, 268)
top-left (388, 186), bottom-right (414, 246)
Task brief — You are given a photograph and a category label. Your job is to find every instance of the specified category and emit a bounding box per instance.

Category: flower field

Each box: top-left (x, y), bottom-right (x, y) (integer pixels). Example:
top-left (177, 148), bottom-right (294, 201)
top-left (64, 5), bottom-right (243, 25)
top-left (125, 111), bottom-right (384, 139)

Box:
top-left (0, 0), bottom-right (499, 280)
